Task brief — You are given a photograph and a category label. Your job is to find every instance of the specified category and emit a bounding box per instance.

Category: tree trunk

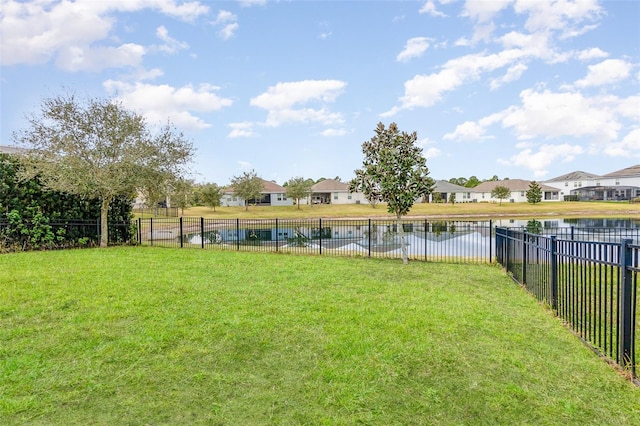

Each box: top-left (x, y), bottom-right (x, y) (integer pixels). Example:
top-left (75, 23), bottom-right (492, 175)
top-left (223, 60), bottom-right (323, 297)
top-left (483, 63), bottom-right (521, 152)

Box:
top-left (100, 196), bottom-right (112, 248)
top-left (397, 214), bottom-right (408, 265)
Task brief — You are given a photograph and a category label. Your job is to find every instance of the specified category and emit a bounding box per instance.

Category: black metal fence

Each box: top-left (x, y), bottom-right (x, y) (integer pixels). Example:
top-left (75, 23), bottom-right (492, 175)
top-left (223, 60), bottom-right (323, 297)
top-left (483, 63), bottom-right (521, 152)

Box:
top-left (0, 219), bottom-right (132, 251)
top-left (495, 227), bottom-right (638, 381)
top-left (136, 217), bottom-right (495, 263)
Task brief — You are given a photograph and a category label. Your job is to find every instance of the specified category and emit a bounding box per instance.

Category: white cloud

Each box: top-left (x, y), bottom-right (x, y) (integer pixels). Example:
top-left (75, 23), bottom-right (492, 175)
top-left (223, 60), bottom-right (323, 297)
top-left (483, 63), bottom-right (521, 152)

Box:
top-left (500, 89), bottom-right (620, 142)
top-left (228, 122), bottom-right (257, 138)
top-left (212, 10), bottom-right (238, 39)
top-left (237, 160), bottom-right (253, 170)
top-left (0, 0), bottom-right (208, 69)
top-left (514, 0), bottom-right (602, 36)
top-left (576, 47), bottom-right (608, 61)
top-left (419, 0), bottom-right (446, 17)
top-left (573, 59), bottom-right (632, 88)
top-left (238, 0), bottom-right (267, 7)
top-left (602, 128), bottom-right (640, 157)
top-left (321, 128), bottom-right (349, 137)
top-left (498, 143), bottom-right (584, 177)
top-left (103, 80), bottom-right (233, 130)
top-left (490, 62), bottom-right (527, 90)
top-left (397, 37), bottom-right (430, 62)
top-left (250, 80), bottom-right (347, 127)
top-left (423, 146), bottom-right (442, 159)
top-left (444, 121), bottom-right (488, 141)
top-left (155, 26), bottom-right (189, 54)
top-left (462, 0), bottom-right (513, 23)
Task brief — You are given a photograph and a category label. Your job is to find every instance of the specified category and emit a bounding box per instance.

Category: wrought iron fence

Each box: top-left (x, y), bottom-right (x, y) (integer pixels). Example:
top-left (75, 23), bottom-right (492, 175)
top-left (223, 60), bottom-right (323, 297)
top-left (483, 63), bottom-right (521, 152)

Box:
top-left (495, 227), bottom-right (638, 381)
top-left (0, 219), bottom-right (132, 251)
top-left (136, 217), bottom-right (495, 263)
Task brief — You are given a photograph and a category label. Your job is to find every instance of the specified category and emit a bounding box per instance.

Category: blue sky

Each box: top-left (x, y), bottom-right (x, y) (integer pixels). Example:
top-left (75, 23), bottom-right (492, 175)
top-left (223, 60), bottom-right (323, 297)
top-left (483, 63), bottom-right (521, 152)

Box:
top-left (1, 0), bottom-right (638, 186)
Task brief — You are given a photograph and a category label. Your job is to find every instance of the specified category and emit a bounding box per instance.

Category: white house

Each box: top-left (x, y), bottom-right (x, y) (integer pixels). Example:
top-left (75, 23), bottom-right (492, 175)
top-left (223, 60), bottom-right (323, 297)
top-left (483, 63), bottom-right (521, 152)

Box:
top-left (544, 165), bottom-right (640, 201)
top-left (222, 178), bottom-right (293, 207)
top-left (430, 180), bottom-right (474, 203)
top-left (471, 179), bottom-right (560, 203)
top-left (307, 179), bottom-right (368, 205)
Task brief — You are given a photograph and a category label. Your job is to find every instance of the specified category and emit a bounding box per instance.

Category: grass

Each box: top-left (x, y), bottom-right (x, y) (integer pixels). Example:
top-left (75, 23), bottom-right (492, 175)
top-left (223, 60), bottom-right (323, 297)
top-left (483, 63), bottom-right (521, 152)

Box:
top-left (1, 247), bottom-right (639, 425)
top-left (173, 200), bottom-right (640, 220)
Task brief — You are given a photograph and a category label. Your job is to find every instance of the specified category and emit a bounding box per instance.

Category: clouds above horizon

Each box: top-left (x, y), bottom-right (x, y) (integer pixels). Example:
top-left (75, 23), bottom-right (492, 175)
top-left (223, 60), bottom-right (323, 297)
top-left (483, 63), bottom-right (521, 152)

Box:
top-left (1, 0), bottom-right (637, 183)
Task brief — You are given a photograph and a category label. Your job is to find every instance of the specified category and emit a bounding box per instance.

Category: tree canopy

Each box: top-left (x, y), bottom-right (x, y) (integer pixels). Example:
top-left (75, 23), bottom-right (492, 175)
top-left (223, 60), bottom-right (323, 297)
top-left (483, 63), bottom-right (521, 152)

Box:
top-left (12, 93), bottom-right (194, 246)
top-left (230, 170), bottom-right (264, 211)
top-left (491, 185), bottom-right (511, 205)
top-left (285, 176), bottom-right (312, 209)
top-left (200, 183), bottom-right (223, 212)
top-left (350, 122), bottom-right (434, 264)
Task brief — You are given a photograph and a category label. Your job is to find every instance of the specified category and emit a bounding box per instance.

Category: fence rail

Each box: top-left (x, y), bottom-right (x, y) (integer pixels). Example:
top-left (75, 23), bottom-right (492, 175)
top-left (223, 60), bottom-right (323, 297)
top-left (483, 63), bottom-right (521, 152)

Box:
top-left (495, 227), bottom-right (638, 381)
top-left (136, 217), bottom-right (495, 263)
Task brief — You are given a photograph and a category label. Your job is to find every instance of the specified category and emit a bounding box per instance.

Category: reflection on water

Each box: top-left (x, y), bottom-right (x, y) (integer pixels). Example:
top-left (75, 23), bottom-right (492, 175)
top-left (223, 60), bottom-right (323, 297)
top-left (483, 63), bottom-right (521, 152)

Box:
top-left (493, 217), bottom-right (640, 229)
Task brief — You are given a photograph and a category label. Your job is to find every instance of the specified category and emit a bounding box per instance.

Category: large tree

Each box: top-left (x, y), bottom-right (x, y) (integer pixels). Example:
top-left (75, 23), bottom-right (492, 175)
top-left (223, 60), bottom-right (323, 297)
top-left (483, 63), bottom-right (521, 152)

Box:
top-left (285, 176), bottom-right (312, 209)
top-left (350, 122), bottom-right (434, 265)
top-left (230, 170), bottom-right (264, 211)
top-left (13, 93), bottom-right (193, 247)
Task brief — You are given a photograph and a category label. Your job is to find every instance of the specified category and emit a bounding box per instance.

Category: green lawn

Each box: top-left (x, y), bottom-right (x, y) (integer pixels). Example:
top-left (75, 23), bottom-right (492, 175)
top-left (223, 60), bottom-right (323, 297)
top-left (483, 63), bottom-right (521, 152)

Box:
top-left (1, 248), bottom-right (638, 425)
top-left (174, 200), bottom-right (640, 220)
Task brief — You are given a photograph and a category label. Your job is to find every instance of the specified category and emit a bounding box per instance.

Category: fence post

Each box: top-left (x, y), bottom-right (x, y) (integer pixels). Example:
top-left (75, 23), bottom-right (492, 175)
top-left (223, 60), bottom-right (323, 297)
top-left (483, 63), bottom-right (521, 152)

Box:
top-left (275, 218), bottom-right (279, 252)
top-left (424, 219), bottom-right (428, 262)
top-left (236, 218), bottom-right (240, 251)
top-left (179, 217), bottom-right (183, 248)
top-left (319, 218), bottom-right (323, 255)
top-left (489, 220), bottom-right (493, 263)
top-left (369, 219), bottom-right (372, 258)
top-left (150, 217), bottom-right (153, 246)
top-left (522, 231), bottom-right (528, 284)
top-left (619, 239), bottom-right (634, 369)
top-left (201, 217), bottom-right (205, 249)
top-left (550, 235), bottom-right (558, 311)
top-left (137, 217), bottom-right (142, 245)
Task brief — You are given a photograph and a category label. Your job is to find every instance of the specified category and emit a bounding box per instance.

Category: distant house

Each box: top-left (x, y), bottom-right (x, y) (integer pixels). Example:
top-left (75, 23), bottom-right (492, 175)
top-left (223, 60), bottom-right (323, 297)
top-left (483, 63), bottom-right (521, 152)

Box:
top-left (430, 180), bottom-right (474, 203)
top-left (0, 145), bottom-right (27, 155)
top-left (545, 165), bottom-right (640, 201)
top-left (307, 179), bottom-right (367, 205)
top-left (222, 178), bottom-right (293, 207)
top-left (471, 179), bottom-right (560, 203)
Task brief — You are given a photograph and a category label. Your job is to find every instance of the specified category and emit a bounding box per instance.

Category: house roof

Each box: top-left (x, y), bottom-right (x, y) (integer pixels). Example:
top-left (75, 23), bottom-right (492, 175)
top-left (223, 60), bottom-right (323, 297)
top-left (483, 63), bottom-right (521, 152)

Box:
top-left (0, 145), bottom-right (27, 155)
top-left (225, 178), bottom-right (286, 194)
top-left (473, 179), bottom-right (558, 192)
top-left (311, 179), bottom-right (349, 192)
top-left (601, 164), bottom-right (640, 178)
top-left (433, 180), bottom-right (472, 193)
top-left (545, 170), bottom-right (601, 182)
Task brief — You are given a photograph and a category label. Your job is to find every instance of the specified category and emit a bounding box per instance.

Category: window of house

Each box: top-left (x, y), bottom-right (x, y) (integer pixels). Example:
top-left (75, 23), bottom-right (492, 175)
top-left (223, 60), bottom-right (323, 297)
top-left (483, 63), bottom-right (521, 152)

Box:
top-left (277, 194), bottom-right (282, 201)
top-left (334, 195), bottom-right (338, 200)
top-left (596, 181), bottom-right (600, 186)
top-left (520, 191), bottom-right (525, 196)
top-left (616, 179), bottom-right (620, 185)
top-left (347, 195), bottom-right (352, 200)
top-left (565, 182), bottom-right (568, 186)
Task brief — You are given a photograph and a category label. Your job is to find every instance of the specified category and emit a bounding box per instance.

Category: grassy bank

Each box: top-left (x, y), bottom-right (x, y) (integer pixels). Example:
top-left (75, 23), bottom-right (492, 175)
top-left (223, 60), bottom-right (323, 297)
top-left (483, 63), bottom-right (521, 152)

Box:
top-left (173, 201), bottom-right (640, 220)
top-left (1, 248), bottom-right (638, 424)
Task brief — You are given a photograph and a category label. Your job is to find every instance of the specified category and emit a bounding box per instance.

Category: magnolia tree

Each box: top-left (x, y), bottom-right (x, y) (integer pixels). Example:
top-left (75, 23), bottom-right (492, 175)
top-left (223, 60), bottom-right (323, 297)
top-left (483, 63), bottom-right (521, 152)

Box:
top-left (13, 93), bottom-right (194, 247)
top-left (349, 122), bottom-right (434, 265)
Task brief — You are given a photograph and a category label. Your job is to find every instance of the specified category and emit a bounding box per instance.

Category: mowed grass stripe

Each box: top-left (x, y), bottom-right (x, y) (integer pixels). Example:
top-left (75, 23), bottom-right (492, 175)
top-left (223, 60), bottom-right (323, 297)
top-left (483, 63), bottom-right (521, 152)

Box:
top-left (1, 247), bottom-right (638, 425)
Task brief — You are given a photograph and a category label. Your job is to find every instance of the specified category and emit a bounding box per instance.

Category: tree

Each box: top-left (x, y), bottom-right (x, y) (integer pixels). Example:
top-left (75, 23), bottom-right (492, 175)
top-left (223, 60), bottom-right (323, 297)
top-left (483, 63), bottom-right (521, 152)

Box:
top-left (200, 183), bottom-right (223, 212)
top-left (285, 176), bottom-right (312, 209)
top-left (230, 170), bottom-right (264, 211)
top-left (13, 93), bottom-right (193, 247)
top-left (170, 177), bottom-right (194, 215)
top-left (527, 181), bottom-right (542, 204)
top-left (491, 185), bottom-right (511, 205)
top-left (449, 193), bottom-right (456, 204)
top-left (350, 122), bottom-right (434, 265)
